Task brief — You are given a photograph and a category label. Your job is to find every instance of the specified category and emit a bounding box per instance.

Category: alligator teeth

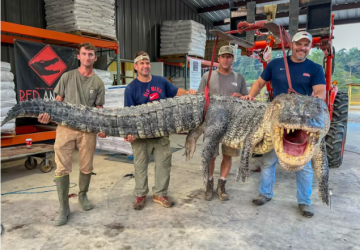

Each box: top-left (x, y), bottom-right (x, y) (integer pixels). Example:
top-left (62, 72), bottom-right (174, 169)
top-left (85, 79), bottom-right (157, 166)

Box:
top-left (306, 131), bottom-right (309, 134)
top-left (310, 133), bottom-right (313, 137)
top-left (287, 129), bottom-right (290, 134)
top-left (292, 129), bottom-right (295, 133)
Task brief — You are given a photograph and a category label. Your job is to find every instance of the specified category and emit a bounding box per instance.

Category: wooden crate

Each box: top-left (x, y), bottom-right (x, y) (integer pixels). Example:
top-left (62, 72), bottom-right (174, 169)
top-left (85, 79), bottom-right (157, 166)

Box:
top-left (67, 30), bottom-right (117, 42)
top-left (205, 39), bottom-right (230, 62)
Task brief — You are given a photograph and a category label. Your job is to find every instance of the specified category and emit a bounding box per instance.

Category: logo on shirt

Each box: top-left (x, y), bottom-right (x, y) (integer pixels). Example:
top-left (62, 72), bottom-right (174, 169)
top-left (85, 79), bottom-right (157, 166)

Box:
top-left (90, 89), bottom-right (94, 94)
top-left (149, 93), bottom-right (159, 101)
top-left (231, 82), bottom-right (237, 87)
top-left (303, 73), bottom-right (310, 77)
top-left (144, 87), bottom-right (162, 101)
top-left (280, 68), bottom-right (285, 70)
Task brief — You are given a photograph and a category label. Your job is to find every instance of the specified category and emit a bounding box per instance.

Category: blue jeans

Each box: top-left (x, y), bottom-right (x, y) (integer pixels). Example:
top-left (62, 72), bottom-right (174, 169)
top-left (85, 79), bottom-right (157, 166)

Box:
top-left (259, 150), bottom-right (313, 205)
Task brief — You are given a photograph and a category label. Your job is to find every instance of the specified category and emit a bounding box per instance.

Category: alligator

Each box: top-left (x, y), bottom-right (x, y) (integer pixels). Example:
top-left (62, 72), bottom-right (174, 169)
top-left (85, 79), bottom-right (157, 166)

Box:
top-left (1, 93), bottom-right (330, 204)
top-left (30, 58), bottom-right (60, 76)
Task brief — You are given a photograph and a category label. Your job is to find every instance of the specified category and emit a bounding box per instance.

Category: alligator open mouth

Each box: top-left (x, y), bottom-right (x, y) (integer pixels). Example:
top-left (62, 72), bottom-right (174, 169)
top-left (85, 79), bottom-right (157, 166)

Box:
top-left (274, 126), bottom-right (320, 161)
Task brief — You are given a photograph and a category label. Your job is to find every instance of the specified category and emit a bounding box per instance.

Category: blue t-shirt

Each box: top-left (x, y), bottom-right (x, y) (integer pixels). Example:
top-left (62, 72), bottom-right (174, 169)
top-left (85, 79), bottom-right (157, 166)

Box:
top-left (261, 56), bottom-right (326, 98)
top-left (125, 75), bottom-right (179, 107)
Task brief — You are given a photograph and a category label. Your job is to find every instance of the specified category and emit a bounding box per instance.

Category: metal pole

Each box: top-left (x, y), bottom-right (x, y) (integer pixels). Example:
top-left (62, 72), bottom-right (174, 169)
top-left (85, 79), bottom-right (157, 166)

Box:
top-left (117, 41), bottom-right (121, 85)
top-left (185, 54), bottom-right (188, 90)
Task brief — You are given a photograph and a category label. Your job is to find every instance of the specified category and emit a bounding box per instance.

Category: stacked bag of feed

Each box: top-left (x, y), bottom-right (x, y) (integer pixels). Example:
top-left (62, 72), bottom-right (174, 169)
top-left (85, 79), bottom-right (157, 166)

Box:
top-left (1, 62), bottom-right (17, 134)
top-left (95, 86), bottom-right (132, 155)
top-left (160, 20), bottom-right (206, 58)
top-left (93, 70), bottom-right (130, 154)
top-left (44, 0), bottom-right (117, 39)
top-left (93, 68), bottom-right (113, 88)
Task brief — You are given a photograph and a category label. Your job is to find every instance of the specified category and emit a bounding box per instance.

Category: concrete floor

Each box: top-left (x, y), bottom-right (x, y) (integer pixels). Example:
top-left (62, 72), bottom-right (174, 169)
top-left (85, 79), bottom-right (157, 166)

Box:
top-left (1, 123), bottom-right (360, 250)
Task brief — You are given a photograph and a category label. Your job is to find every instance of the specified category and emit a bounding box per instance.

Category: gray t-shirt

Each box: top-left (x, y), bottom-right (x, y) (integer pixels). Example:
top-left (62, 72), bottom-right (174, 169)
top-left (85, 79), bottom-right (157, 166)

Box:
top-left (198, 70), bottom-right (248, 96)
top-left (54, 69), bottom-right (105, 107)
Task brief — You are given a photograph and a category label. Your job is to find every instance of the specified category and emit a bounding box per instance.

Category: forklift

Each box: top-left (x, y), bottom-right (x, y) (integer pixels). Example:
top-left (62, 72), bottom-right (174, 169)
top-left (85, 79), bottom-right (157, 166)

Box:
top-left (207, 0), bottom-right (348, 168)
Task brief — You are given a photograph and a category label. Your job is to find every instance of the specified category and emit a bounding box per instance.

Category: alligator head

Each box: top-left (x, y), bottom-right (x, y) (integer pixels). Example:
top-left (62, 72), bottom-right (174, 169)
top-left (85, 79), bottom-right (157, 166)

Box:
top-left (30, 58), bottom-right (60, 76)
top-left (265, 93), bottom-right (330, 171)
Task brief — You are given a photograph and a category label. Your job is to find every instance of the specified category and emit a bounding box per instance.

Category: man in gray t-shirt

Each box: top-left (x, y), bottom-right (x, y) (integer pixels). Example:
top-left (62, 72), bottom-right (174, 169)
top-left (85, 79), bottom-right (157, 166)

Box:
top-left (198, 45), bottom-right (248, 202)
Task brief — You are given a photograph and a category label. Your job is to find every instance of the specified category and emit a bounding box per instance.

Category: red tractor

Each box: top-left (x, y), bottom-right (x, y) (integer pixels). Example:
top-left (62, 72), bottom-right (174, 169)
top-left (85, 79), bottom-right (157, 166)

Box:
top-left (207, 12), bottom-right (348, 168)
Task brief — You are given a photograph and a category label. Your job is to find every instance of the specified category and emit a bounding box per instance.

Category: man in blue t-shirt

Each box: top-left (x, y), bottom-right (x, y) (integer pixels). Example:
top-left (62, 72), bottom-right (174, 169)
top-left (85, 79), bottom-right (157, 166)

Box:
top-left (242, 31), bottom-right (326, 218)
top-left (124, 51), bottom-right (196, 210)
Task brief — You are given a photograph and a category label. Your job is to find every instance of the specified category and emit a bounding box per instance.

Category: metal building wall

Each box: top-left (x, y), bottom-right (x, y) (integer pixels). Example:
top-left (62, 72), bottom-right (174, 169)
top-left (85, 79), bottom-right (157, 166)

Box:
top-left (1, 0), bottom-right (213, 79)
top-left (1, 0), bottom-right (46, 73)
top-left (116, 0), bottom-right (214, 78)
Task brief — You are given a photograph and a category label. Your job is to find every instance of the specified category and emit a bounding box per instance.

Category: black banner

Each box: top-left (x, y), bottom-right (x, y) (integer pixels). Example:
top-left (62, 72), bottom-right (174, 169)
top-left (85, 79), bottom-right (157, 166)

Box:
top-left (14, 40), bottom-right (78, 102)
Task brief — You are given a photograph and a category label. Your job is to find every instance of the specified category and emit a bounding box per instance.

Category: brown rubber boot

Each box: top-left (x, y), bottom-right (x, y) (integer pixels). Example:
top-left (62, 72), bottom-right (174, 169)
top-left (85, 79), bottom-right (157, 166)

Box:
top-left (153, 195), bottom-right (174, 208)
top-left (204, 178), bottom-right (214, 201)
top-left (133, 196), bottom-right (146, 210)
top-left (217, 179), bottom-right (229, 201)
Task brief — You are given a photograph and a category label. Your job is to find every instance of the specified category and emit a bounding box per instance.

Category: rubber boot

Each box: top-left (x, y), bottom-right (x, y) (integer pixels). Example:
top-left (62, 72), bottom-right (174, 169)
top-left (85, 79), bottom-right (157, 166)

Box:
top-left (54, 175), bottom-right (70, 226)
top-left (78, 172), bottom-right (94, 211)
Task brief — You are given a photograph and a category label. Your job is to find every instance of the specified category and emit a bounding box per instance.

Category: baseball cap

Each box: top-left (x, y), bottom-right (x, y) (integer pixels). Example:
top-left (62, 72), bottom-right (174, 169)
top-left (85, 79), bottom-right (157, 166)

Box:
top-left (292, 31), bottom-right (313, 43)
top-left (218, 46), bottom-right (234, 56)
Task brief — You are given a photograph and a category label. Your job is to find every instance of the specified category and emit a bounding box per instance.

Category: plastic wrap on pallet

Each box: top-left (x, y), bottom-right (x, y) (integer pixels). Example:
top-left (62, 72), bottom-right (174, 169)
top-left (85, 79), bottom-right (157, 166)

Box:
top-left (1, 81), bottom-right (15, 90)
top-left (1, 71), bottom-right (14, 81)
top-left (1, 62), bottom-right (11, 72)
top-left (44, 0), bottom-right (116, 39)
top-left (96, 86), bottom-right (130, 154)
top-left (160, 20), bottom-right (206, 57)
top-left (0, 117), bottom-right (15, 133)
top-left (96, 137), bottom-right (133, 155)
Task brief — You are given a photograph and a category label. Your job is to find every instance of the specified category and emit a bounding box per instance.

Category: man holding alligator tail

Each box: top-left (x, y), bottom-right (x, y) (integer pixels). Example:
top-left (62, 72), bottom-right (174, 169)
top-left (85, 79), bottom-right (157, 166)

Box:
top-left (242, 31), bottom-right (326, 217)
top-left (198, 45), bottom-right (248, 201)
top-left (124, 51), bottom-right (197, 210)
top-left (38, 43), bottom-right (106, 226)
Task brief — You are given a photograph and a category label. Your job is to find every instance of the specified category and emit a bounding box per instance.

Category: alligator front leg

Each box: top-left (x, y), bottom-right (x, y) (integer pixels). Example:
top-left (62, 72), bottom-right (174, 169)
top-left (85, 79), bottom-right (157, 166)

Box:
top-left (185, 124), bottom-right (205, 161)
top-left (311, 139), bottom-right (329, 205)
top-left (236, 137), bottom-right (253, 182)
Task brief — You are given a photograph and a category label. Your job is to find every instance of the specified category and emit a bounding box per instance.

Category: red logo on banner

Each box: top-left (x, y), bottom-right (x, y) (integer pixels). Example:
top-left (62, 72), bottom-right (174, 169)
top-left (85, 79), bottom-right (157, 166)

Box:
top-left (28, 45), bottom-right (67, 86)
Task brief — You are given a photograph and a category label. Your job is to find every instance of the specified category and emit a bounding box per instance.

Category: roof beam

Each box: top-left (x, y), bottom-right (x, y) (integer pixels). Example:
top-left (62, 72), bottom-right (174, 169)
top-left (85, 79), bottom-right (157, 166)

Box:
top-left (198, 0), bottom-right (272, 13)
top-left (213, 2), bottom-right (360, 26)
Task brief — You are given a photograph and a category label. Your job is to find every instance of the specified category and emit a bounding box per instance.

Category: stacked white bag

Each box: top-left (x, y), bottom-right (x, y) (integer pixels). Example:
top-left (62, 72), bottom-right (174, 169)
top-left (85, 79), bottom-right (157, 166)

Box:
top-left (44, 0), bottom-right (117, 39)
top-left (1, 62), bottom-right (17, 134)
top-left (93, 69), bottom-right (131, 154)
top-left (160, 20), bottom-right (206, 58)
top-left (93, 68), bottom-right (124, 108)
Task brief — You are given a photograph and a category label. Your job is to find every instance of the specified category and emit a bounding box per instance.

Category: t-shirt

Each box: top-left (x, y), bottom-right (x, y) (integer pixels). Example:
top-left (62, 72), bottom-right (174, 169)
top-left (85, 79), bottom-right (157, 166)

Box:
top-left (197, 70), bottom-right (248, 96)
top-left (124, 75), bottom-right (179, 107)
top-left (54, 69), bottom-right (105, 107)
top-left (261, 56), bottom-right (326, 98)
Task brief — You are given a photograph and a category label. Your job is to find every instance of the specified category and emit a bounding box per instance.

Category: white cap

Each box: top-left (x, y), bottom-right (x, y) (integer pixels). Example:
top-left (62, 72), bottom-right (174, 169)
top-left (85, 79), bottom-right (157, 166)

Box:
top-left (292, 31), bottom-right (312, 43)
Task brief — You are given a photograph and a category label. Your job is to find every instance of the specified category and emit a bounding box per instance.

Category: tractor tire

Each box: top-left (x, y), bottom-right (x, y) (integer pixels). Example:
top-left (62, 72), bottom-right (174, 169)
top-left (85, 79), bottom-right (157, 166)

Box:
top-left (332, 91), bottom-right (349, 125)
top-left (325, 123), bottom-right (346, 168)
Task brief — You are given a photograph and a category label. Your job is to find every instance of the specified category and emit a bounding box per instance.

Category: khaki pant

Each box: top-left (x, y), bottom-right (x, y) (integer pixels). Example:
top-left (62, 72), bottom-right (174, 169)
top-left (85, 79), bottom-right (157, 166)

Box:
top-left (131, 137), bottom-right (172, 197)
top-left (214, 144), bottom-right (240, 158)
top-left (54, 125), bottom-right (97, 176)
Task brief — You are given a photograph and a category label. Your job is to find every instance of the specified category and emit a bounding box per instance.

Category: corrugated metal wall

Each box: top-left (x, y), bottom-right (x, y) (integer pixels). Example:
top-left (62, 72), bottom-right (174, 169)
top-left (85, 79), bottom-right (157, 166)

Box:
top-left (1, 0), bottom-right (213, 79)
top-left (116, 0), bottom-right (214, 78)
top-left (1, 0), bottom-right (46, 74)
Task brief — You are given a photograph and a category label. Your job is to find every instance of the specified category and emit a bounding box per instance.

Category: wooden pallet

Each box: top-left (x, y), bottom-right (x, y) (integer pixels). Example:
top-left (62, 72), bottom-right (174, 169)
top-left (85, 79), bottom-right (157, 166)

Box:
top-left (1, 132), bottom-right (16, 139)
top-left (67, 30), bottom-right (117, 42)
top-left (159, 54), bottom-right (204, 60)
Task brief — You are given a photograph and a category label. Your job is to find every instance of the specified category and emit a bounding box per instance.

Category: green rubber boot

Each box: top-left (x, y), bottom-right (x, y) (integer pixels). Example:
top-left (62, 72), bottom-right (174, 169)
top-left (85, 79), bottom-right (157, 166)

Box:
top-left (78, 172), bottom-right (94, 211)
top-left (54, 175), bottom-right (70, 226)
